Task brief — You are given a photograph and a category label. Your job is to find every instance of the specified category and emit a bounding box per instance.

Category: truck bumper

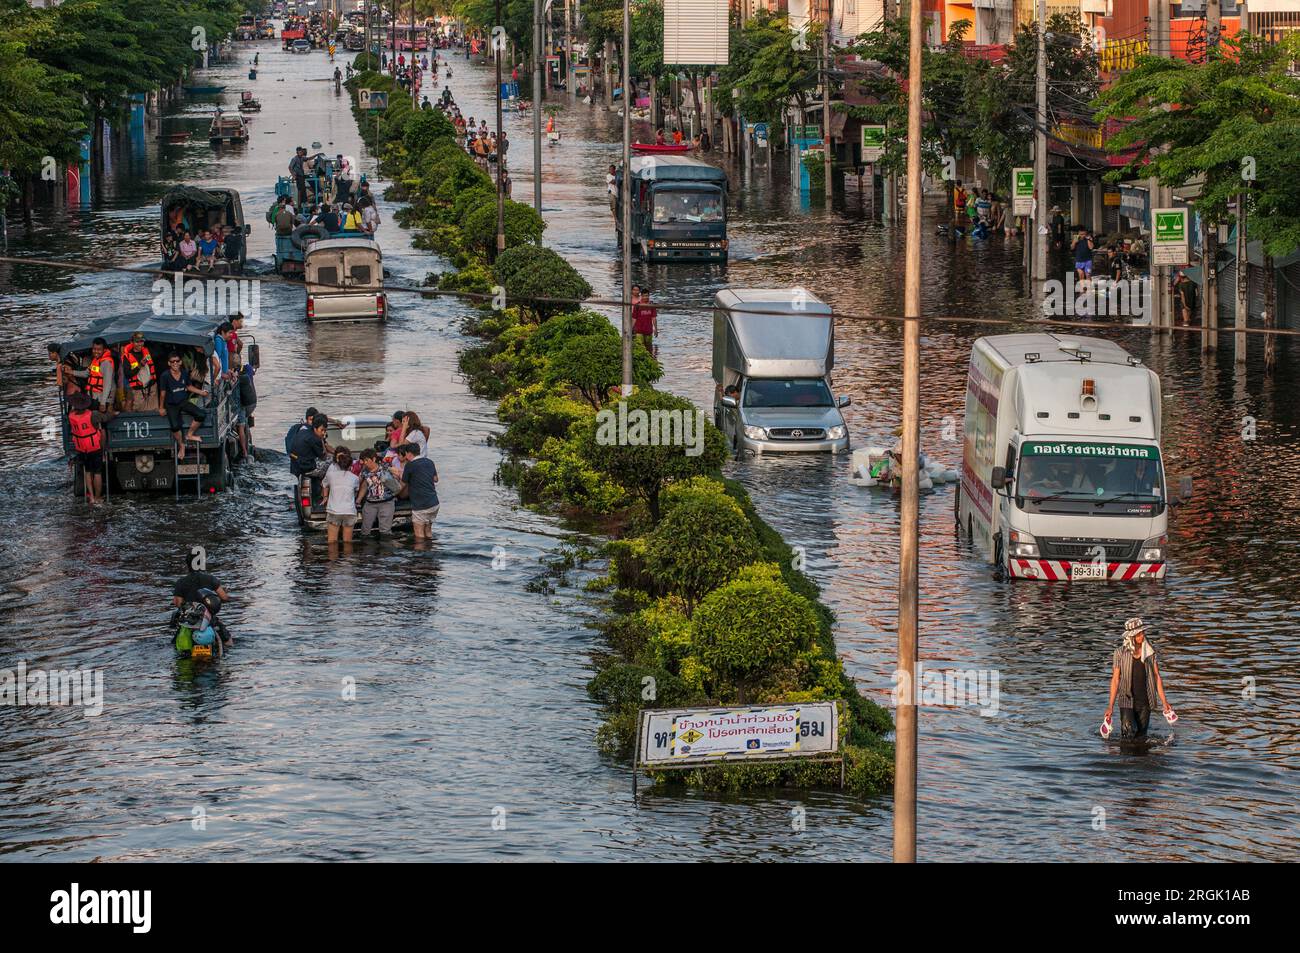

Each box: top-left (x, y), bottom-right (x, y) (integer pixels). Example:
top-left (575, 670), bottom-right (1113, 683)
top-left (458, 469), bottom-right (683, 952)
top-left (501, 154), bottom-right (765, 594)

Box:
top-left (648, 247), bottom-right (726, 262)
top-left (1009, 559), bottom-right (1166, 581)
top-left (740, 436), bottom-right (850, 454)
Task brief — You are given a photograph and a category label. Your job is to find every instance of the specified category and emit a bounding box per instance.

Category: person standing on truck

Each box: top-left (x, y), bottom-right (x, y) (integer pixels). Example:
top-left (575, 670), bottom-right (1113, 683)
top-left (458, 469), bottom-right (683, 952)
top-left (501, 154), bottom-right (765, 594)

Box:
top-left (274, 197), bottom-right (297, 238)
top-left (1104, 618), bottom-right (1175, 741)
top-left (289, 146), bottom-right (309, 207)
top-left (121, 332), bottom-right (156, 412)
top-left (158, 352), bottom-right (208, 461)
top-left (86, 338), bottom-right (115, 415)
top-left (67, 393), bottom-right (108, 504)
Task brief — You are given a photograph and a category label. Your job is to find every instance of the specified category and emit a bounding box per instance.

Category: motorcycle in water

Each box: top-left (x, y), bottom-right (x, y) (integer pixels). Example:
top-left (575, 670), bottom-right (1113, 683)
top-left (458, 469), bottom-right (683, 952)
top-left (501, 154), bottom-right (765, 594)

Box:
top-left (173, 590), bottom-right (226, 660)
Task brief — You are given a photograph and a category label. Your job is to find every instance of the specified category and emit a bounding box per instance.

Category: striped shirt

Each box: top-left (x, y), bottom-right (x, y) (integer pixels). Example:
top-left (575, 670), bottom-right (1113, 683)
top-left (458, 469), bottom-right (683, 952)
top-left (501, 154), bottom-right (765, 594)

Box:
top-left (1113, 642), bottom-right (1160, 710)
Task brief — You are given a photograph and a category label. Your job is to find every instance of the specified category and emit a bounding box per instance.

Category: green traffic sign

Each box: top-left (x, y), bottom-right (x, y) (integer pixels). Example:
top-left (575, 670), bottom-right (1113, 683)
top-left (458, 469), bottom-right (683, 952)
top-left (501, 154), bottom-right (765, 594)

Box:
top-left (1155, 211), bottom-right (1185, 243)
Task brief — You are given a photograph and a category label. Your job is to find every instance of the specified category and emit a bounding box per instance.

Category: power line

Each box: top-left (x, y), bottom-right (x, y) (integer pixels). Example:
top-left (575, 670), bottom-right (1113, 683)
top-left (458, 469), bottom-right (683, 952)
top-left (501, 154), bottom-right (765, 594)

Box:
top-left (4, 253), bottom-right (1297, 340)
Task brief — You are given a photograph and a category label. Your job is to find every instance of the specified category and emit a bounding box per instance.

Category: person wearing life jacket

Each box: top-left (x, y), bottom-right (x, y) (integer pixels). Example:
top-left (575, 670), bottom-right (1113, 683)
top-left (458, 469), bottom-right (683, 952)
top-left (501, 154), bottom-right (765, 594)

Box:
top-left (86, 337), bottom-right (116, 414)
top-left (67, 393), bottom-right (107, 504)
top-left (120, 331), bottom-right (156, 411)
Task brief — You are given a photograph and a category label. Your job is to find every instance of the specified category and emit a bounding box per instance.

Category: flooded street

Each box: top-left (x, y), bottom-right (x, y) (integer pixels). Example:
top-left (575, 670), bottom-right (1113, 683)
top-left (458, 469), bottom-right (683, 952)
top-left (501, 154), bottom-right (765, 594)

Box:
top-left (1, 41), bottom-right (1296, 861)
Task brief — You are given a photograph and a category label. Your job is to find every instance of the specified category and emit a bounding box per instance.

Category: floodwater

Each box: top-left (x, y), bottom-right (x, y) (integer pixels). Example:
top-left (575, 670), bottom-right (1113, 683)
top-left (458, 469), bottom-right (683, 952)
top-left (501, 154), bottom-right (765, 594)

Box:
top-left (0, 40), bottom-right (1295, 861)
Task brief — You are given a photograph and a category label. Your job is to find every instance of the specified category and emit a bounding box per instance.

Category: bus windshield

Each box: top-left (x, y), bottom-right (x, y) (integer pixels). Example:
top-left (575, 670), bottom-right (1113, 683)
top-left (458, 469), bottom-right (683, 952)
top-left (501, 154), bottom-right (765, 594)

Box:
top-left (743, 378), bottom-right (833, 409)
top-left (652, 189), bottom-right (724, 224)
top-left (1016, 442), bottom-right (1163, 506)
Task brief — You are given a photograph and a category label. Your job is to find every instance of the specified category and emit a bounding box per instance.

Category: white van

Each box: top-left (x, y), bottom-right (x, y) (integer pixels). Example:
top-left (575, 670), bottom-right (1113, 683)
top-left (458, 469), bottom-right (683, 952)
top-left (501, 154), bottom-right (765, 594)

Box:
top-left (958, 333), bottom-right (1174, 581)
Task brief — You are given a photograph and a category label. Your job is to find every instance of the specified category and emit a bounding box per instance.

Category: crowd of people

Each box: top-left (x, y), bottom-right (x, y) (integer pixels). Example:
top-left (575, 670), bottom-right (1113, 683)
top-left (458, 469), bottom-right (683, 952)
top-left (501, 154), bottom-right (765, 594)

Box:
top-left (282, 146), bottom-right (380, 234)
top-left (52, 316), bottom-right (255, 503)
top-left (286, 408), bottom-right (440, 544)
top-left (162, 214), bottom-right (243, 274)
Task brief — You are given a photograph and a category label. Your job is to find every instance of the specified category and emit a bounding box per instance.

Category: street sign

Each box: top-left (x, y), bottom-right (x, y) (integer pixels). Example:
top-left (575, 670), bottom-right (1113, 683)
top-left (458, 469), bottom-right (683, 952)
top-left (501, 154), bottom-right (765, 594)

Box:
top-left (1152, 207), bottom-right (1189, 266)
top-left (861, 124), bottom-right (886, 162)
top-left (367, 90), bottom-right (387, 112)
top-left (1012, 167), bottom-right (1035, 216)
top-left (636, 702), bottom-right (839, 768)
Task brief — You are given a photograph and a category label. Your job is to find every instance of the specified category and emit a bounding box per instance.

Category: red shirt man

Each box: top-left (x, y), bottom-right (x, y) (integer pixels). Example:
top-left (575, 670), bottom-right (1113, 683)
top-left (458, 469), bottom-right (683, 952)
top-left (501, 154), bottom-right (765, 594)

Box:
top-left (631, 288), bottom-right (657, 350)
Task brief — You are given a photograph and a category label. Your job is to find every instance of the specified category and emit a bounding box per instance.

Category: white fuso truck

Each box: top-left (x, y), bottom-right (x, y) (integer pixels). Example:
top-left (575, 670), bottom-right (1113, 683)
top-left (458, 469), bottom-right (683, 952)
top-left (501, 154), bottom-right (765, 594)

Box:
top-left (958, 334), bottom-right (1170, 581)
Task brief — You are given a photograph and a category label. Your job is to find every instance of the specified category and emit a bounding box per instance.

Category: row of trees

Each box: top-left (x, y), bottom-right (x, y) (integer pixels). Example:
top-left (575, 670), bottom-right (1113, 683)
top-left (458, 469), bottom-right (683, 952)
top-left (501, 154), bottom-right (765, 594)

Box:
top-left (1, 0), bottom-right (247, 220)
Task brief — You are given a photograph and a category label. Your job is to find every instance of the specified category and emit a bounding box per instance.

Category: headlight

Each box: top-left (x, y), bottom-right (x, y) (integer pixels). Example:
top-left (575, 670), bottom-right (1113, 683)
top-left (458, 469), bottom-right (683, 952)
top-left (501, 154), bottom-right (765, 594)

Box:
top-left (1009, 529), bottom-right (1038, 558)
top-left (827, 425), bottom-right (847, 439)
top-left (1141, 535), bottom-right (1166, 562)
top-left (743, 425), bottom-right (767, 440)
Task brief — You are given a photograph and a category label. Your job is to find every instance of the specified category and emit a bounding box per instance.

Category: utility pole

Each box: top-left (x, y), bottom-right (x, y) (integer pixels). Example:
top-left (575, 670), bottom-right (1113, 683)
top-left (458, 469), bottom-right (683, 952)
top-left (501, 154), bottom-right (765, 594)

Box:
top-left (411, 0), bottom-right (417, 108)
top-left (883, 0), bottom-right (896, 224)
top-left (495, 0), bottom-right (506, 254)
top-left (823, 0), bottom-right (833, 203)
top-left (534, 0), bottom-right (544, 229)
top-left (620, 0), bottom-right (633, 396)
top-left (1149, 0), bottom-right (1173, 332)
top-left (895, 0), bottom-right (924, 866)
top-left (1033, 0), bottom-right (1047, 297)
top-left (1236, 188), bottom-right (1249, 362)
top-left (1202, 0), bottom-right (1221, 352)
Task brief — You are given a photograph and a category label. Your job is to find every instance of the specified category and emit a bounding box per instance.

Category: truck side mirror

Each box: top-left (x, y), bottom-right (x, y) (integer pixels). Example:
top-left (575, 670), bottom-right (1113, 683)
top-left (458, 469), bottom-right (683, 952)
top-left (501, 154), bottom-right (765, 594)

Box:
top-left (991, 466), bottom-right (1008, 491)
top-left (720, 395), bottom-right (737, 409)
top-left (248, 343), bottom-right (261, 368)
top-left (1171, 475), bottom-right (1193, 506)
top-left (838, 395), bottom-right (852, 408)
top-left (244, 224), bottom-right (252, 236)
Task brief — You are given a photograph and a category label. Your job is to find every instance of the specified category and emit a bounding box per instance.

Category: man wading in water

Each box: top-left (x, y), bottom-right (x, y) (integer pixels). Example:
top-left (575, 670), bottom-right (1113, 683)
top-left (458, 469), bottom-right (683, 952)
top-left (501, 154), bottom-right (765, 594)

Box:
top-left (1104, 618), bottom-right (1175, 740)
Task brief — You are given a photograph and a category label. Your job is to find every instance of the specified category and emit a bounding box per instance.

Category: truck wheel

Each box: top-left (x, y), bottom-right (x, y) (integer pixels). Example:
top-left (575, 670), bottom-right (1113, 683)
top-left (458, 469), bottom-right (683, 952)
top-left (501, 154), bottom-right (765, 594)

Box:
top-left (993, 535), bottom-right (1006, 581)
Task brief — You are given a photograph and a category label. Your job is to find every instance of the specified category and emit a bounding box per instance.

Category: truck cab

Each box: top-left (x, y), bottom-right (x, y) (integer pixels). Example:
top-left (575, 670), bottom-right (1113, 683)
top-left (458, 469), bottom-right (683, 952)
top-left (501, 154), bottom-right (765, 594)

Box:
top-left (960, 334), bottom-right (1171, 581)
top-left (712, 289), bottom-right (851, 454)
top-left (616, 156), bottom-right (728, 262)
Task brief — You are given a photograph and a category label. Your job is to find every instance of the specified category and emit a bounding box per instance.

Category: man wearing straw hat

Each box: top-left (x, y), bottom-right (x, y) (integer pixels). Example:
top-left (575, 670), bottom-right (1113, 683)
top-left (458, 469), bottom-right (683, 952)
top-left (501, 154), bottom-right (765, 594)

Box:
top-left (1103, 618), bottom-right (1176, 740)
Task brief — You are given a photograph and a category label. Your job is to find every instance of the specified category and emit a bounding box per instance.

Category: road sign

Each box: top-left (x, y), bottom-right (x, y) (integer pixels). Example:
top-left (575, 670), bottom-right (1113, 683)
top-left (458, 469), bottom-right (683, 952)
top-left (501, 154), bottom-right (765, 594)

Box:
top-left (1152, 207), bottom-right (1189, 266)
top-left (1012, 167), bottom-right (1035, 216)
top-left (359, 89), bottom-right (387, 111)
top-left (636, 702), bottom-right (839, 768)
top-left (861, 124), bottom-right (886, 162)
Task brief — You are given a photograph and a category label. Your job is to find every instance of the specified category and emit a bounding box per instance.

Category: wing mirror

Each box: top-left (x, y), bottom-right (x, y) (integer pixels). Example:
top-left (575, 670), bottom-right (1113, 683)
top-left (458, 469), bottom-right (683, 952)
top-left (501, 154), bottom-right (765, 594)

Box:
top-left (720, 395), bottom-right (737, 409)
top-left (1170, 475), bottom-right (1193, 506)
top-left (991, 466), bottom-right (1012, 494)
top-left (838, 395), bottom-right (852, 408)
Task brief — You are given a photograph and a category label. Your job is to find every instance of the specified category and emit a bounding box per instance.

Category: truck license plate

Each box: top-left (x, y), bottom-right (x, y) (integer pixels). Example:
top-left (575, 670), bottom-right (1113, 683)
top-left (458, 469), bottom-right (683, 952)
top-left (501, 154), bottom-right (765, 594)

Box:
top-left (1070, 562), bottom-right (1108, 581)
top-left (176, 463), bottom-right (210, 476)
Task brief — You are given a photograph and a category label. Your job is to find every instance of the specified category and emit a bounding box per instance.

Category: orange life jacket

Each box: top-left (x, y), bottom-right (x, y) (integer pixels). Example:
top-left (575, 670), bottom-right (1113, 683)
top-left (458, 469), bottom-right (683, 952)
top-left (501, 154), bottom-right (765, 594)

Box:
top-left (122, 342), bottom-right (155, 389)
top-left (87, 353), bottom-right (113, 396)
top-left (69, 409), bottom-right (103, 454)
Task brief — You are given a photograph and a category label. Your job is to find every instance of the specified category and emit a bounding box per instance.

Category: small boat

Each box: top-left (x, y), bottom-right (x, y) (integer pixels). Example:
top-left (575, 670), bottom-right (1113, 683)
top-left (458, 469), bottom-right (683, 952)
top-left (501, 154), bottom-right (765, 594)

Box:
top-left (238, 91), bottom-right (261, 112)
top-left (184, 84), bottom-right (228, 95)
top-left (631, 142), bottom-right (690, 155)
top-left (849, 446), bottom-right (959, 491)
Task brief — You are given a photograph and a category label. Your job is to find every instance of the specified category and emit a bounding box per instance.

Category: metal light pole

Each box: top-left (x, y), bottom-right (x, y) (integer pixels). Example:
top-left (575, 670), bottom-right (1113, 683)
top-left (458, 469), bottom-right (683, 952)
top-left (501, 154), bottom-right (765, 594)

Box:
top-left (534, 0), bottom-right (544, 230)
top-left (620, 0), bottom-right (632, 396)
top-left (823, 1), bottom-right (833, 202)
top-left (894, 0), bottom-right (924, 866)
top-left (495, 0), bottom-right (506, 254)
top-left (1033, 0), bottom-right (1047, 296)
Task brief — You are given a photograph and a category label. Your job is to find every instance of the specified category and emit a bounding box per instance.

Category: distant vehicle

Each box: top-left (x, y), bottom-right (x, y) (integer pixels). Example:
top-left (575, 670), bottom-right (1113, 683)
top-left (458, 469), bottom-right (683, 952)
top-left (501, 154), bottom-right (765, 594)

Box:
top-left (293, 415), bottom-right (413, 532)
top-left (305, 238), bottom-right (386, 322)
top-left (615, 155), bottom-right (728, 262)
top-left (712, 289), bottom-right (851, 454)
top-left (236, 15), bottom-right (257, 40)
top-left (57, 314), bottom-right (256, 496)
top-left (238, 90), bottom-right (261, 112)
top-left (208, 112), bottom-right (249, 143)
top-left (958, 333), bottom-right (1176, 582)
top-left (290, 38), bottom-right (312, 53)
top-left (344, 31), bottom-right (365, 51)
top-left (160, 185), bottom-right (250, 274)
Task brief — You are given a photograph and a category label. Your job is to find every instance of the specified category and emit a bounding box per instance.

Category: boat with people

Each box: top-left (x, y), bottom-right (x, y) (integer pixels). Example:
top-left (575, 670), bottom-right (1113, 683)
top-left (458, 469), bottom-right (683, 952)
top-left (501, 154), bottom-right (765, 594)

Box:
top-left (56, 313), bottom-right (257, 498)
top-left (161, 186), bottom-right (250, 275)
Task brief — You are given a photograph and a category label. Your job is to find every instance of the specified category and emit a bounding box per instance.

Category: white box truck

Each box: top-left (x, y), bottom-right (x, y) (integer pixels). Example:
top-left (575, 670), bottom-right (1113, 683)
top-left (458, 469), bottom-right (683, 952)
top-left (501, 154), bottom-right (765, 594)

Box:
top-left (957, 333), bottom-right (1171, 581)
